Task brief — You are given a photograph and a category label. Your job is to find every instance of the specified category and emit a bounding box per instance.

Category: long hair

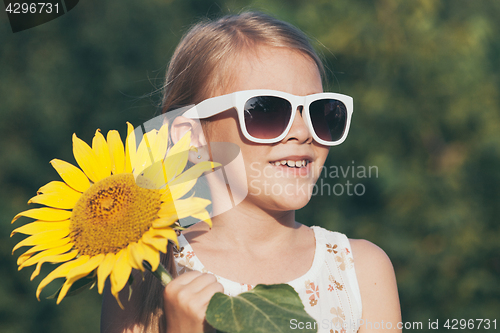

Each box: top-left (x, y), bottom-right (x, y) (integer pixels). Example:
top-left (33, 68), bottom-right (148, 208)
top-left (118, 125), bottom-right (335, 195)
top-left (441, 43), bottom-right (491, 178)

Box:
top-left (136, 11), bottom-right (324, 332)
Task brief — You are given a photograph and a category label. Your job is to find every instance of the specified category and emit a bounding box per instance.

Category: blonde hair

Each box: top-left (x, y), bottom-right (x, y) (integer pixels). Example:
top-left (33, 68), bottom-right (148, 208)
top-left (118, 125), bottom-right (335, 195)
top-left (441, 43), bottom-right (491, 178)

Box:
top-left (137, 11), bottom-right (325, 332)
top-left (161, 11), bottom-right (324, 113)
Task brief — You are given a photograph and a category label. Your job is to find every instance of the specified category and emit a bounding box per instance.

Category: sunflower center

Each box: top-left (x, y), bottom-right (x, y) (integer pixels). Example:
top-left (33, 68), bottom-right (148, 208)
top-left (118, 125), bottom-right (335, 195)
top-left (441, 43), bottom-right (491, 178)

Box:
top-left (70, 173), bottom-right (162, 256)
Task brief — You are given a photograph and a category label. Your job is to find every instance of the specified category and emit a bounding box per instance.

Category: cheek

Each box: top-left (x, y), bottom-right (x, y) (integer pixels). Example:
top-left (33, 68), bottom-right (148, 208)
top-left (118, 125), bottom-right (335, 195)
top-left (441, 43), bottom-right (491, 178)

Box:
top-left (206, 113), bottom-right (271, 168)
top-left (204, 109), bottom-right (241, 143)
top-left (313, 146), bottom-right (329, 173)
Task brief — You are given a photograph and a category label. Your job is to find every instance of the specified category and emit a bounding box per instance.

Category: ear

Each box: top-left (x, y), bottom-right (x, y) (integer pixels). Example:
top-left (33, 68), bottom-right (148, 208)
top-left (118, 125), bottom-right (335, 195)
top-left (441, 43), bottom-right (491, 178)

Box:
top-left (170, 116), bottom-right (209, 163)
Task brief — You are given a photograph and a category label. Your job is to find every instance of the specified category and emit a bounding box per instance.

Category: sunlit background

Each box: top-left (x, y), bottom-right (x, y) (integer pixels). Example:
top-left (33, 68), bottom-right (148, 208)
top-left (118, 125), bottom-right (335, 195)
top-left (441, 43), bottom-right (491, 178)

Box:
top-left (1, 0), bottom-right (499, 332)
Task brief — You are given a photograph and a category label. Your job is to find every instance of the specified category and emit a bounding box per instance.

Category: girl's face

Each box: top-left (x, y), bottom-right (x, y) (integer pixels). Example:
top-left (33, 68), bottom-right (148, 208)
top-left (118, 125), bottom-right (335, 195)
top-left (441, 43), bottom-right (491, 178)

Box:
top-left (206, 46), bottom-right (329, 213)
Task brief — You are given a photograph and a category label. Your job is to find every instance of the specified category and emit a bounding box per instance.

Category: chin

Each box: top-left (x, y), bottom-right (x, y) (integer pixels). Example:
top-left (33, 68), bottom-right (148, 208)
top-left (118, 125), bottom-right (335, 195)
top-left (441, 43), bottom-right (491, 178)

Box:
top-left (250, 186), bottom-right (313, 211)
top-left (276, 195), bottom-right (311, 211)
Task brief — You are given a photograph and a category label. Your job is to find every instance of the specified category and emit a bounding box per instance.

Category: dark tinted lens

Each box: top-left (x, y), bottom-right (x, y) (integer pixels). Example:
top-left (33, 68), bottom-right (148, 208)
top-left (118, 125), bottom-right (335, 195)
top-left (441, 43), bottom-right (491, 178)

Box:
top-left (310, 99), bottom-right (347, 142)
top-left (244, 96), bottom-right (292, 139)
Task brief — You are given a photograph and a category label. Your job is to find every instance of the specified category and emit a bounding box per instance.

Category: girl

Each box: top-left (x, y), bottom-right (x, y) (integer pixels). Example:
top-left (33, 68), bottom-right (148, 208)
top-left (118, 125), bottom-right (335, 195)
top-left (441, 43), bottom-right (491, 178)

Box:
top-left (101, 11), bottom-right (401, 333)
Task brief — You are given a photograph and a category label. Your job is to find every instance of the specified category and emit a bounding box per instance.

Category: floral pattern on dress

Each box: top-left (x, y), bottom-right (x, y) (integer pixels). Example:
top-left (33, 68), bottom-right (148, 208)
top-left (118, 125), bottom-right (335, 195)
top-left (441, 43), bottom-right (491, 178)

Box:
top-left (330, 329), bottom-right (346, 333)
top-left (240, 283), bottom-right (253, 291)
top-left (334, 247), bottom-right (354, 271)
top-left (305, 280), bottom-right (320, 307)
top-left (330, 306), bottom-right (346, 329)
top-left (173, 246), bottom-right (185, 258)
top-left (326, 243), bottom-right (338, 254)
top-left (177, 255), bottom-right (195, 274)
top-left (174, 228), bottom-right (362, 333)
top-left (328, 275), bottom-right (345, 291)
top-left (174, 245), bottom-right (195, 274)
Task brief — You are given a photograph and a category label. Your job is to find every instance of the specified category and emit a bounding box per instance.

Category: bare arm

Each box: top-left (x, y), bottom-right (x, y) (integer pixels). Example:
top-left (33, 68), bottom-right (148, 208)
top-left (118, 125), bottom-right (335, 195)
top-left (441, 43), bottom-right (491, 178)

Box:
top-left (350, 239), bottom-right (402, 333)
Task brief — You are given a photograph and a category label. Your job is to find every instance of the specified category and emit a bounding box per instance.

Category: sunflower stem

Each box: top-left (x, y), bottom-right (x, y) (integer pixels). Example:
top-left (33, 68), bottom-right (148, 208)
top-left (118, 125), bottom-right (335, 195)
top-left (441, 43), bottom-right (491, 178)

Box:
top-left (143, 261), bottom-right (173, 286)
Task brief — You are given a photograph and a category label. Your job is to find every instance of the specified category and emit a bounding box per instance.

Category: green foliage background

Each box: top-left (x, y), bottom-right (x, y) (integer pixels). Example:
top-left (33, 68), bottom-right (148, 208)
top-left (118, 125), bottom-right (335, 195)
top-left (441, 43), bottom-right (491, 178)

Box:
top-left (1, 0), bottom-right (499, 332)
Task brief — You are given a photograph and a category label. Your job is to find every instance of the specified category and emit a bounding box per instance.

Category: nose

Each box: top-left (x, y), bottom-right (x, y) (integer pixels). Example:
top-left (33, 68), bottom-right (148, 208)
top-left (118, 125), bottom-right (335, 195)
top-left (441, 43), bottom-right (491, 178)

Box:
top-left (282, 106), bottom-right (313, 144)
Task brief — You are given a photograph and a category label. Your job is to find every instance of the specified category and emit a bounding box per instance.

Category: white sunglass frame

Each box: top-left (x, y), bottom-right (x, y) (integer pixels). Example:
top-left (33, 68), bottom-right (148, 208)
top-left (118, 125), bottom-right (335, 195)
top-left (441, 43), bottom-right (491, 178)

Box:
top-left (183, 89), bottom-right (354, 146)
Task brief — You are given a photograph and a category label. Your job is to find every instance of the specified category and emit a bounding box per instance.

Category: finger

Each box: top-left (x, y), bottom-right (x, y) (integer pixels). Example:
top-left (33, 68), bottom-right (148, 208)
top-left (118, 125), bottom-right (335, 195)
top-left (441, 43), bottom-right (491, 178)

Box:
top-left (171, 270), bottom-right (204, 286)
top-left (164, 270), bottom-right (203, 297)
top-left (178, 270), bottom-right (205, 284)
top-left (195, 280), bottom-right (225, 307)
top-left (184, 273), bottom-right (219, 295)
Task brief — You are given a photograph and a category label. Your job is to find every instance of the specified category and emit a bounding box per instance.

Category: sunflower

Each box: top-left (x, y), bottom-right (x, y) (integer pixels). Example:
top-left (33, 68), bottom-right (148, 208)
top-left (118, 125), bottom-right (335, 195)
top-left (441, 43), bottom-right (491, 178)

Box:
top-left (11, 122), bottom-right (217, 307)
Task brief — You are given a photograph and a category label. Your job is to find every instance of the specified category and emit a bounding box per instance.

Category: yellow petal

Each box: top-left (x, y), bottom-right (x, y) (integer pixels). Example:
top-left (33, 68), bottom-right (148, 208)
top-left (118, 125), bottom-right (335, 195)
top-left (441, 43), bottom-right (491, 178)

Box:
top-left (169, 181), bottom-right (196, 200)
top-left (140, 160), bottom-right (169, 189)
top-left (107, 130), bottom-right (125, 174)
top-left (72, 133), bottom-right (103, 183)
top-left (12, 208), bottom-right (71, 223)
top-left (31, 250), bottom-right (79, 281)
top-left (154, 123), bottom-right (169, 161)
top-left (50, 159), bottom-right (90, 193)
top-left (57, 254), bottom-right (104, 304)
top-left (141, 231), bottom-right (169, 253)
top-left (110, 249), bottom-right (131, 290)
top-left (28, 182), bottom-right (81, 209)
top-left (141, 242), bottom-right (160, 272)
top-left (170, 197), bottom-right (211, 220)
top-left (12, 229), bottom-right (70, 253)
top-left (92, 129), bottom-right (112, 178)
top-left (97, 253), bottom-right (117, 294)
top-left (164, 131), bottom-right (191, 181)
top-left (11, 220), bottom-right (70, 237)
top-left (156, 203), bottom-right (179, 221)
top-left (140, 124), bottom-right (169, 163)
top-left (127, 241), bottom-right (146, 271)
top-left (191, 210), bottom-right (213, 228)
top-left (125, 122), bottom-right (136, 173)
top-left (167, 161), bottom-right (220, 199)
top-left (152, 216), bottom-right (177, 229)
top-left (36, 181), bottom-right (80, 197)
top-left (145, 129), bottom-right (160, 160)
top-left (36, 256), bottom-right (89, 301)
top-left (134, 131), bottom-right (156, 176)
top-left (16, 252), bottom-right (32, 266)
top-left (169, 161), bottom-right (219, 187)
top-left (146, 228), bottom-right (178, 249)
top-left (18, 237), bottom-right (70, 261)
top-left (110, 249), bottom-right (132, 307)
top-left (160, 186), bottom-right (174, 201)
top-left (19, 242), bottom-right (73, 269)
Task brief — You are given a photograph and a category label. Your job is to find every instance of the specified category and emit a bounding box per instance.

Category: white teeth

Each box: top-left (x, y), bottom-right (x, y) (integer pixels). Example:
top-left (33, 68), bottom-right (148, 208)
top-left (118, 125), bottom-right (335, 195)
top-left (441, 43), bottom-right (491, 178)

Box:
top-left (270, 159), bottom-right (309, 168)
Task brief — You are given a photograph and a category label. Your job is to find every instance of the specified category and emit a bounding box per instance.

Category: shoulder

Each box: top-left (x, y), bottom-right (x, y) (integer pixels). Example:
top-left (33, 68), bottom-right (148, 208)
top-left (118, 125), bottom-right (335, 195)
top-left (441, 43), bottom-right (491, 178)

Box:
top-left (349, 238), bottom-right (396, 286)
top-left (349, 239), bottom-right (402, 331)
top-left (349, 238), bottom-right (392, 269)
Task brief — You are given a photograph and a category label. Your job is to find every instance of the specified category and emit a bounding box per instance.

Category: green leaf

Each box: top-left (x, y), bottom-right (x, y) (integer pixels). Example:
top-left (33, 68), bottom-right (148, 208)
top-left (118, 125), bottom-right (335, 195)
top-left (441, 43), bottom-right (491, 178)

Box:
top-left (206, 284), bottom-right (317, 333)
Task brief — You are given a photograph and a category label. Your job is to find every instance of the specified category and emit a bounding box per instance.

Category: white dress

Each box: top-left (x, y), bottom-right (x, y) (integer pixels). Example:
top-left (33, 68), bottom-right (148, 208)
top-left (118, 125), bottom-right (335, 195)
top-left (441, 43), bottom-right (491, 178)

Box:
top-left (173, 226), bottom-right (363, 333)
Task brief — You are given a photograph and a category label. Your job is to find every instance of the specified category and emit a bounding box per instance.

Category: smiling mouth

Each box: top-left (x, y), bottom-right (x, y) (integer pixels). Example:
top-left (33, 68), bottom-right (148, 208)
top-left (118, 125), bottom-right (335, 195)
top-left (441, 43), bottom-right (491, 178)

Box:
top-left (269, 159), bottom-right (310, 168)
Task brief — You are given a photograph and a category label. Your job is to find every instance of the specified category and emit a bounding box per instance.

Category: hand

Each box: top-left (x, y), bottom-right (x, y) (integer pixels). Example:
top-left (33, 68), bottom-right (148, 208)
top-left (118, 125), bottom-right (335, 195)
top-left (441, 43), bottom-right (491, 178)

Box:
top-left (164, 271), bottom-right (224, 333)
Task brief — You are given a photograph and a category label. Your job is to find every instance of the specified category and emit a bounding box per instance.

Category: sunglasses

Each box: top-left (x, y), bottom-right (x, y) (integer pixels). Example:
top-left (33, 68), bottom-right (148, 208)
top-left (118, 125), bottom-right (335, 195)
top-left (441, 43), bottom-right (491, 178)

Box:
top-left (183, 89), bottom-right (353, 146)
